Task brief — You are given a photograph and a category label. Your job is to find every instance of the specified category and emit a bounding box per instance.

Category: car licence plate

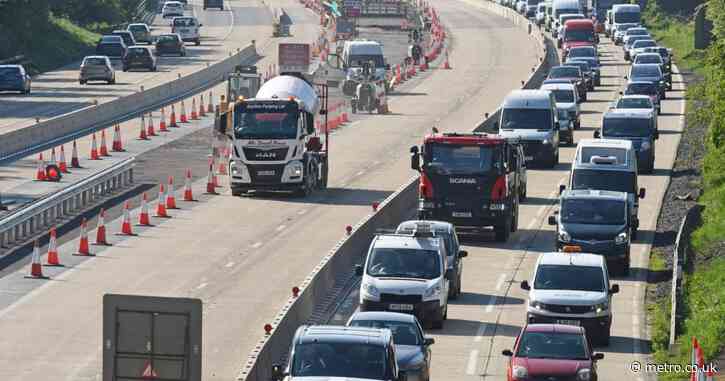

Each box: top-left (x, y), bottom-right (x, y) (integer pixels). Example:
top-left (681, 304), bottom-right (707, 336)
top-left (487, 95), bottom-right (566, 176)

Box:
top-left (452, 212), bottom-right (472, 218)
top-left (257, 170), bottom-right (275, 176)
top-left (525, 156), bottom-right (534, 161)
top-left (556, 319), bottom-right (580, 326)
top-left (389, 304), bottom-right (414, 311)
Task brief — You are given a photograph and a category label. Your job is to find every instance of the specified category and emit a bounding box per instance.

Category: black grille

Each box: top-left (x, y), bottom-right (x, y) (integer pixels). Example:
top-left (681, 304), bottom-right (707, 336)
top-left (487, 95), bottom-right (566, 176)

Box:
top-left (545, 304), bottom-right (592, 314)
top-left (530, 376), bottom-right (577, 381)
top-left (248, 164), bottom-right (285, 184)
top-left (380, 294), bottom-right (422, 304)
top-left (242, 147), bottom-right (288, 162)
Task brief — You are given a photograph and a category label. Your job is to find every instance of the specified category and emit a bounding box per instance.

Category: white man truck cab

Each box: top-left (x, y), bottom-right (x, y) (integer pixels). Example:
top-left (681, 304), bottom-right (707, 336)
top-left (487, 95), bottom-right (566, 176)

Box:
top-left (339, 40), bottom-right (390, 96)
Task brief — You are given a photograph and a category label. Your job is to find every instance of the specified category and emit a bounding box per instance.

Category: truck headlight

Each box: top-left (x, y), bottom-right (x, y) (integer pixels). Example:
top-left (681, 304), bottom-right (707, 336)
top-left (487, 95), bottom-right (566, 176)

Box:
top-left (577, 368), bottom-right (592, 381)
top-left (641, 141), bottom-right (651, 150)
top-left (512, 366), bottom-right (528, 379)
top-left (424, 284), bottom-right (441, 299)
top-left (282, 160), bottom-right (304, 182)
top-left (558, 229), bottom-right (571, 243)
top-left (615, 231), bottom-right (628, 244)
top-left (593, 302), bottom-right (609, 314)
top-left (542, 138), bottom-right (551, 145)
top-left (230, 161), bottom-right (251, 183)
top-left (529, 300), bottom-right (544, 310)
top-left (419, 199), bottom-right (434, 209)
top-left (362, 282), bottom-right (379, 298)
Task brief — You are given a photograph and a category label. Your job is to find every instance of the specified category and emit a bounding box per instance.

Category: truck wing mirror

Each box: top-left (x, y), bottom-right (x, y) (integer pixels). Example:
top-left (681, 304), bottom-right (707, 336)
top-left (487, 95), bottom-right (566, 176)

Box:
top-left (520, 280), bottom-right (530, 290)
top-left (502, 349), bottom-right (513, 357)
top-left (548, 215), bottom-right (557, 225)
top-left (593, 130), bottom-right (601, 139)
top-left (593, 352), bottom-right (605, 361)
top-left (639, 188), bottom-right (646, 199)
top-left (458, 250), bottom-right (468, 258)
top-left (355, 264), bottom-right (363, 276)
top-left (410, 146), bottom-right (420, 171)
top-left (271, 363), bottom-right (285, 381)
top-left (609, 284), bottom-right (620, 294)
top-left (559, 184), bottom-right (566, 194)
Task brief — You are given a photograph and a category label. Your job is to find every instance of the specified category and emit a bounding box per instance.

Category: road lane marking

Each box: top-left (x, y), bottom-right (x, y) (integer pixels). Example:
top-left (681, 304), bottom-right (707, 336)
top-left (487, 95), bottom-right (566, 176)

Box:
top-left (197, 282), bottom-right (208, 290)
top-left (225, 261), bottom-right (235, 268)
top-left (251, 241), bottom-right (263, 248)
top-left (474, 323), bottom-right (487, 342)
top-left (485, 295), bottom-right (497, 313)
top-left (276, 224), bottom-right (286, 232)
top-left (495, 273), bottom-right (506, 291)
top-left (466, 350), bottom-right (479, 375)
top-left (297, 209), bottom-right (307, 215)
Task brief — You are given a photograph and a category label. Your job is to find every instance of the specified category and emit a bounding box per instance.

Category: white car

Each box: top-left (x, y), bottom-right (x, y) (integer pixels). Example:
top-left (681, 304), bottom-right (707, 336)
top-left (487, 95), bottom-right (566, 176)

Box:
top-left (520, 250), bottom-right (620, 346)
top-left (171, 16), bottom-right (202, 45)
top-left (517, 1), bottom-right (527, 13)
top-left (162, 1), bottom-right (184, 18)
top-left (541, 82), bottom-right (580, 129)
top-left (622, 27), bottom-right (649, 46)
top-left (629, 39), bottom-right (658, 62)
top-left (535, 2), bottom-right (547, 25)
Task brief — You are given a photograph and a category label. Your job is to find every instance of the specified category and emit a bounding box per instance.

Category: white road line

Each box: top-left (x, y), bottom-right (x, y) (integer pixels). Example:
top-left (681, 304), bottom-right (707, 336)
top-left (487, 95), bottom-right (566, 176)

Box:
top-left (225, 261), bottom-right (235, 268)
top-left (276, 225), bottom-right (286, 232)
top-left (474, 323), bottom-right (487, 342)
top-left (297, 209), bottom-right (307, 215)
top-left (466, 350), bottom-right (479, 375)
top-left (485, 295), bottom-right (497, 313)
top-left (251, 241), bottom-right (263, 248)
top-left (495, 273), bottom-right (506, 291)
top-left (356, 170), bottom-right (365, 176)
top-left (196, 282), bottom-right (208, 290)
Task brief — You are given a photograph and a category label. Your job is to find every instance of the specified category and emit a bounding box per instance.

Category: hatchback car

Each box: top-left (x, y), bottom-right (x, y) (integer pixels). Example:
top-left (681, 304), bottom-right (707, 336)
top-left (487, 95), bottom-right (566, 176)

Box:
top-left (568, 56), bottom-right (601, 86)
top-left (155, 33), bottom-right (186, 56)
top-left (110, 30), bottom-right (137, 47)
top-left (123, 46), bottom-right (157, 72)
top-left (628, 63), bottom-right (668, 99)
top-left (634, 52), bottom-right (672, 87)
top-left (127, 23), bottom-right (152, 44)
top-left (347, 312), bottom-right (434, 381)
top-left (79, 56), bottom-right (115, 84)
top-left (0, 64), bottom-right (31, 94)
top-left (564, 60), bottom-right (594, 90)
top-left (624, 81), bottom-right (662, 113)
top-left (629, 39), bottom-right (658, 62)
top-left (96, 35), bottom-right (127, 59)
top-left (547, 65), bottom-right (587, 100)
top-left (172, 16), bottom-right (202, 45)
top-left (611, 94), bottom-right (657, 115)
top-left (162, 1), bottom-right (184, 18)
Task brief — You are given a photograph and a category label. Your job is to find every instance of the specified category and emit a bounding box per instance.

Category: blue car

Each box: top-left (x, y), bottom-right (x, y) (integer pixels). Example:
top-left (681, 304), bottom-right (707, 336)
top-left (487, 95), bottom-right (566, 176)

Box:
top-left (0, 65), bottom-right (31, 94)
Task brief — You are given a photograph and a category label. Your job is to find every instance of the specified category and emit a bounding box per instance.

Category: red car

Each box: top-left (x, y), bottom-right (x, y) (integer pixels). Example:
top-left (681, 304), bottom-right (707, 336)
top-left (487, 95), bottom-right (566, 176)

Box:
top-left (502, 324), bottom-right (604, 381)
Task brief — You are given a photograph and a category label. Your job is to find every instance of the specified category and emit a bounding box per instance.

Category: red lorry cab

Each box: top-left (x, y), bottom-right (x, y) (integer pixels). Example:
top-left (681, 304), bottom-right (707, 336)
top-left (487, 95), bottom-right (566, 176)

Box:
top-left (562, 19), bottom-right (596, 52)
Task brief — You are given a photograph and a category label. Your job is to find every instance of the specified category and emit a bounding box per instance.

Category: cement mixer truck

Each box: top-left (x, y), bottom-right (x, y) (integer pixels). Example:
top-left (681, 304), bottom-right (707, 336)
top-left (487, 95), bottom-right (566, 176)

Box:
top-left (216, 67), bottom-right (329, 197)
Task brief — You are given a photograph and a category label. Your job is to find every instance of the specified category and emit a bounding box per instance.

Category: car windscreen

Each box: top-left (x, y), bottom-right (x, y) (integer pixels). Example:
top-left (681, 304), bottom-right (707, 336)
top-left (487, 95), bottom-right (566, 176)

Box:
top-left (566, 62), bottom-right (590, 73)
top-left (349, 320), bottom-right (421, 346)
top-left (614, 11), bottom-right (640, 24)
top-left (579, 147), bottom-right (627, 164)
top-left (173, 18), bottom-right (195, 26)
top-left (426, 144), bottom-right (498, 174)
top-left (515, 332), bottom-right (589, 360)
top-left (617, 98), bottom-right (653, 109)
top-left (549, 66), bottom-right (581, 78)
top-left (157, 35), bottom-right (177, 44)
top-left (558, 108), bottom-right (572, 121)
top-left (83, 57), bottom-right (107, 66)
top-left (635, 55), bottom-right (663, 65)
top-left (555, 8), bottom-right (580, 19)
top-left (567, 48), bottom-right (596, 59)
top-left (367, 247), bottom-right (441, 279)
top-left (97, 44), bottom-right (124, 57)
top-left (291, 342), bottom-right (387, 379)
top-left (564, 28), bottom-right (594, 42)
top-left (572, 169), bottom-right (636, 194)
top-left (570, 57), bottom-right (598, 67)
top-left (527, 0), bottom-right (539, 5)
top-left (633, 40), bottom-right (657, 49)
top-left (112, 33), bottom-right (133, 45)
top-left (127, 48), bottom-right (149, 57)
top-left (348, 54), bottom-right (384, 68)
top-left (561, 198), bottom-right (626, 225)
top-left (560, 15), bottom-right (583, 24)
top-left (626, 83), bottom-right (658, 96)
top-left (631, 65), bottom-right (661, 78)
top-left (626, 28), bottom-right (648, 36)
top-left (233, 103), bottom-right (298, 140)
top-left (501, 108), bottom-right (553, 130)
top-left (128, 25), bottom-right (147, 32)
top-left (550, 89), bottom-right (575, 103)
top-left (603, 117), bottom-right (653, 138)
top-left (534, 264), bottom-right (605, 292)
top-left (0, 67), bottom-right (21, 78)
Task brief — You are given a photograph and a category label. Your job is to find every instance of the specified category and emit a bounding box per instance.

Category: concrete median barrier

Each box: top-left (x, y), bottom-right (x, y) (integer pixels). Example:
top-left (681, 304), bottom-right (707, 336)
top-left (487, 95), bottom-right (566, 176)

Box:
top-left (0, 44), bottom-right (259, 166)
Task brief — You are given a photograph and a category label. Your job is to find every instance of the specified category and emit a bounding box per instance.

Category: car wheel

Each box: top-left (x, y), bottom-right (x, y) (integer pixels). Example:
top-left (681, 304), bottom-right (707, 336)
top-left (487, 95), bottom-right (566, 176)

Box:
top-left (231, 188), bottom-right (244, 197)
top-left (79, 80), bottom-right (85, 85)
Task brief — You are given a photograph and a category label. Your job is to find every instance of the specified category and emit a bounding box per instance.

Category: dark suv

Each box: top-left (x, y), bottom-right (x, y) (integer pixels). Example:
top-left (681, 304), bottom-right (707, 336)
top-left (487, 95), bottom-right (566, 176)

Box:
top-left (547, 65), bottom-right (588, 101)
top-left (155, 33), bottom-right (187, 56)
top-left (122, 46), bottom-right (157, 72)
top-left (410, 132), bottom-right (525, 242)
top-left (272, 325), bottom-right (404, 381)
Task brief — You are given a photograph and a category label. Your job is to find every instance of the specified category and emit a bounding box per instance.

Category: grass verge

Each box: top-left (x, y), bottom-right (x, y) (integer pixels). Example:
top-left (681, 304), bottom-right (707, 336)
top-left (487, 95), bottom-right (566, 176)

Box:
top-left (25, 16), bottom-right (100, 73)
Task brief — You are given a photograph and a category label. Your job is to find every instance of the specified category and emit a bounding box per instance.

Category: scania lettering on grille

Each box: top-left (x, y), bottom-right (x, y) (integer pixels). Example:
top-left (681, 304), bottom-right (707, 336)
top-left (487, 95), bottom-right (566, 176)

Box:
top-left (449, 178), bottom-right (476, 184)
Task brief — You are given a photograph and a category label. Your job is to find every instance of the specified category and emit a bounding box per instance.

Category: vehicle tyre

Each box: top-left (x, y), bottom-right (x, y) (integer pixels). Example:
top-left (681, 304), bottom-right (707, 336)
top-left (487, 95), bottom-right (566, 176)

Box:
top-left (109, 78), bottom-right (116, 84)
top-left (152, 66), bottom-right (157, 72)
top-left (661, 92), bottom-right (667, 100)
top-left (520, 184), bottom-right (527, 201)
top-left (632, 226), bottom-right (638, 241)
top-left (79, 80), bottom-right (86, 85)
top-left (351, 101), bottom-right (357, 114)
top-left (432, 315), bottom-right (444, 329)
top-left (495, 216), bottom-right (511, 242)
top-left (231, 188), bottom-right (244, 197)
top-left (548, 150), bottom-right (558, 169)
top-left (582, 92), bottom-right (588, 102)
top-left (598, 329), bottom-right (611, 346)
top-left (596, 78), bottom-right (601, 86)
top-left (510, 201), bottom-right (518, 233)
top-left (122, 67), bottom-right (128, 72)
top-left (195, 39), bottom-right (200, 46)
top-left (622, 255), bottom-right (631, 276)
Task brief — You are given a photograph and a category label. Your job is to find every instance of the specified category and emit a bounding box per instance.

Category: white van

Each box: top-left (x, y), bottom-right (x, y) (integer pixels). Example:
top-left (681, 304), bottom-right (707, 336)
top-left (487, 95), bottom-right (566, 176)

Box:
top-left (611, 4), bottom-right (641, 42)
top-left (551, 0), bottom-right (581, 30)
top-left (171, 16), bottom-right (202, 45)
top-left (341, 40), bottom-right (387, 80)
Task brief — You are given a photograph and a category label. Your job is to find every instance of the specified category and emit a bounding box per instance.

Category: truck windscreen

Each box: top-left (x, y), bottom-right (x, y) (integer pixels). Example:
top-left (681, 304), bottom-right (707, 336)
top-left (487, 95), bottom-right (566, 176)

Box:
top-left (348, 54), bottom-right (384, 67)
top-left (614, 11), bottom-right (640, 24)
top-left (234, 102), bottom-right (298, 140)
top-left (561, 198), bottom-right (626, 225)
top-left (564, 29), bottom-right (594, 42)
top-left (501, 108), bottom-right (553, 130)
top-left (426, 144), bottom-right (498, 174)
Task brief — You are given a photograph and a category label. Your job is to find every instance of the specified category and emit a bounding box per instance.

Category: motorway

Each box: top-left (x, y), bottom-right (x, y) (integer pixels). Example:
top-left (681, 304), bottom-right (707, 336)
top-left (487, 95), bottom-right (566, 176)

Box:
top-left (0, 2), bottom-right (686, 381)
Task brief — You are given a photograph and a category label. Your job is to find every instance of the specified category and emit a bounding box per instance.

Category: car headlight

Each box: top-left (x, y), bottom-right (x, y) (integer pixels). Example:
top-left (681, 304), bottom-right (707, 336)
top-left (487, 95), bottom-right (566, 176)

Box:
top-left (615, 231), bottom-right (628, 244)
top-left (512, 365), bottom-right (528, 379)
top-left (529, 300), bottom-right (544, 310)
top-left (558, 229), bottom-right (571, 243)
top-left (400, 354), bottom-right (426, 370)
top-left (577, 368), bottom-right (592, 381)
top-left (593, 302), bottom-right (609, 314)
top-left (424, 284), bottom-right (441, 298)
top-left (362, 282), bottom-right (379, 298)
top-left (641, 141), bottom-right (651, 150)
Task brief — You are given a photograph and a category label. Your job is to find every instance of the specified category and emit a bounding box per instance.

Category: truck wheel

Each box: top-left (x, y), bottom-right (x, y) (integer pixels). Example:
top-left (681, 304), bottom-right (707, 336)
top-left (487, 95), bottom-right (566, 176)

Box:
top-left (317, 161), bottom-right (328, 189)
top-left (432, 312), bottom-right (444, 329)
top-left (231, 188), bottom-right (243, 197)
top-left (621, 255), bottom-right (631, 276)
top-left (520, 185), bottom-right (527, 201)
top-left (598, 329), bottom-right (611, 347)
top-left (495, 216), bottom-right (511, 242)
top-left (510, 201), bottom-right (518, 233)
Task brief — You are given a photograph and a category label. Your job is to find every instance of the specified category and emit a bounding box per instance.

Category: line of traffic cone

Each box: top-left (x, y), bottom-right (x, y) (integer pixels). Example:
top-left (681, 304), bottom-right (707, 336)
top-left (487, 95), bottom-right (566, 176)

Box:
top-left (199, 94), bottom-right (206, 117)
top-left (156, 184), bottom-right (169, 218)
top-left (206, 163), bottom-right (218, 194)
top-left (170, 104), bottom-right (178, 127)
top-left (191, 98), bottom-right (199, 120)
top-left (49, 147), bottom-right (57, 165)
top-left (138, 193), bottom-right (152, 226)
top-left (184, 169), bottom-right (196, 201)
top-left (45, 227), bottom-right (62, 267)
top-left (25, 240), bottom-right (48, 279)
top-left (208, 90), bottom-right (214, 113)
top-left (100, 130), bottom-right (110, 156)
top-left (139, 114), bottom-right (149, 140)
top-left (59, 145), bottom-right (69, 173)
top-left (71, 140), bottom-right (81, 168)
top-left (180, 100), bottom-right (188, 123)
top-left (35, 153), bottom-right (46, 181)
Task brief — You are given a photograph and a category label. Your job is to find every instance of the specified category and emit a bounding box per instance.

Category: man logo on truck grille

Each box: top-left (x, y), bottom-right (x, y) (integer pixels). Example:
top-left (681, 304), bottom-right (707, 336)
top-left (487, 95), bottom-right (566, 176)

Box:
top-left (449, 178), bottom-right (476, 184)
top-left (255, 152), bottom-right (276, 159)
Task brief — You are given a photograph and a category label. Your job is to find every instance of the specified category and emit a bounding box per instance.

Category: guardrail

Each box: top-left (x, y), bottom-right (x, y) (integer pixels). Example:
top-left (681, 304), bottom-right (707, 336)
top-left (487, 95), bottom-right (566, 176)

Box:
top-left (236, 2), bottom-right (554, 380)
top-left (0, 158), bottom-right (135, 250)
top-left (0, 44), bottom-right (258, 166)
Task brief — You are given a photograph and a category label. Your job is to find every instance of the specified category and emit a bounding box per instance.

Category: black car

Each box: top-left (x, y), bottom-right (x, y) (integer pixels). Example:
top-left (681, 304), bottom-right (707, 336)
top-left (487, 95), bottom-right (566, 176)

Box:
top-left (96, 36), bottom-right (127, 59)
top-left (547, 66), bottom-right (587, 101)
top-left (624, 81), bottom-right (662, 113)
top-left (0, 65), bottom-right (31, 94)
top-left (549, 189), bottom-right (633, 275)
top-left (564, 60), bottom-right (595, 90)
top-left (110, 30), bottom-right (137, 47)
top-left (155, 33), bottom-right (186, 56)
top-left (123, 46), bottom-right (157, 72)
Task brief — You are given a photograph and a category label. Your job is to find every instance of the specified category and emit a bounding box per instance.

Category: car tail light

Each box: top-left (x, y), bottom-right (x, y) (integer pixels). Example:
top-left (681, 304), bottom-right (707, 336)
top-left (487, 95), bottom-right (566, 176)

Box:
top-left (490, 175), bottom-right (507, 201)
top-left (419, 173), bottom-right (434, 199)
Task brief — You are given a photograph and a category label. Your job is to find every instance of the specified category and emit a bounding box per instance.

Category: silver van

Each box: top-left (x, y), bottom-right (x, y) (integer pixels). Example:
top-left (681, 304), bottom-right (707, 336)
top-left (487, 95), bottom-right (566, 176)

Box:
top-left (497, 90), bottom-right (560, 168)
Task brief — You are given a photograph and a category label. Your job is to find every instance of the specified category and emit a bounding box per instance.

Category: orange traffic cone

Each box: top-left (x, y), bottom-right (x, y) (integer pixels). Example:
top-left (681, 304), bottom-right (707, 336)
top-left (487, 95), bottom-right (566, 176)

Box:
top-left (205, 163), bottom-right (218, 194)
top-left (58, 145), bottom-right (69, 173)
top-left (95, 208), bottom-right (110, 245)
top-left (112, 125), bottom-right (124, 152)
top-left (147, 112), bottom-right (157, 136)
top-left (199, 94), bottom-right (206, 117)
top-left (156, 184), bottom-right (169, 217)
top-left (443, 49), bottom-right (451, 69)
top-left (49, 147), bottom-right (57, 165)
top-left (166, 176), bottom-right (178, 209)
top-left (25, 240), bottom-right (48, 279)
top-left (183, 169), bottom-right (195, 201)
top-left (120, 200), bottom-right (135, 235)
top-left (207, 90), bottom-right (214, 113)
top-left (169, 104), bottom-right (178, 127)
top-left (180, 100), bottom-right (188, 123)
top-left (191, 98), bottom-right (198, 120)
top-left (35, 153), bottom-right (46, 181)
top-left (90, 133), bottom-right (100, 160)
top-left (217, 152), bottom-right (227, 175)
top-left (159, 107), bottom-right (168, 132)
top-left (100, 129), bottom-right (110, 156)
top-left (45, 227), bottom-right (62, 266)
top-left (71, 140), bottom-right (81, 168)
top-left (73, 218), bottom-right (92, 256)
top-left (138, 193), bottom-right (152, 226)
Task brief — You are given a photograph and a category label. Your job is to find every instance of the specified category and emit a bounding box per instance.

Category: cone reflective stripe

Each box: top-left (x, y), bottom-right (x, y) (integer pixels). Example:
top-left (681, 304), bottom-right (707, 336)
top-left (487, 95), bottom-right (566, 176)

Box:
top-left (191, 98), bottom-right (198, 120)
top-left (27, 240), bottom-right (47, 278)
top-left (183, 169), bottom-right (195, 201)
top-left (199, 94), bottom-right (206, 116)
top-left (156, 184), bottom-right (169, 217)
top-left (206, 163), bottom-right (218, 194)
top-left (71, 140), bottom-right (81, 168)
top-left (95, 208), bottom-right (109, 245)
top-left (90, 133), bottom-right (100, 160)
top-left (147, 112), bottom-right (157, 136)
top-left (139, 193), bottom-right (151, 226)
top-left (169, 104), bottom-right (178, 127)
top-left (75, 218), bottom-right (91, 256)
top-left (166, 176), bottom-right (178, 209)
top-left (46, 227), bottom-right (61, 266)
top-left (139, 114), bottom-right (148, 140)
top-left (100, 129), bottom-right (110, 156)
top-left (35, 153), bottom-right (46, 181)
top-left (180, 100), bottom-right (188, 123)
top-left (159, 107), bottom-right (168, 131)
top-left (207, 90), bottom-right (214, 113)
top-left (58, 145), bottom-right (69, 173)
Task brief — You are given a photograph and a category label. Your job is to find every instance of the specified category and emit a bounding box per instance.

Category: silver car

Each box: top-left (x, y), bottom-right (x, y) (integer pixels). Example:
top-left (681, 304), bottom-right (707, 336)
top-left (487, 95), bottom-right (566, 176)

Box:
top-left (79, 56), bottom-right (115, 85)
